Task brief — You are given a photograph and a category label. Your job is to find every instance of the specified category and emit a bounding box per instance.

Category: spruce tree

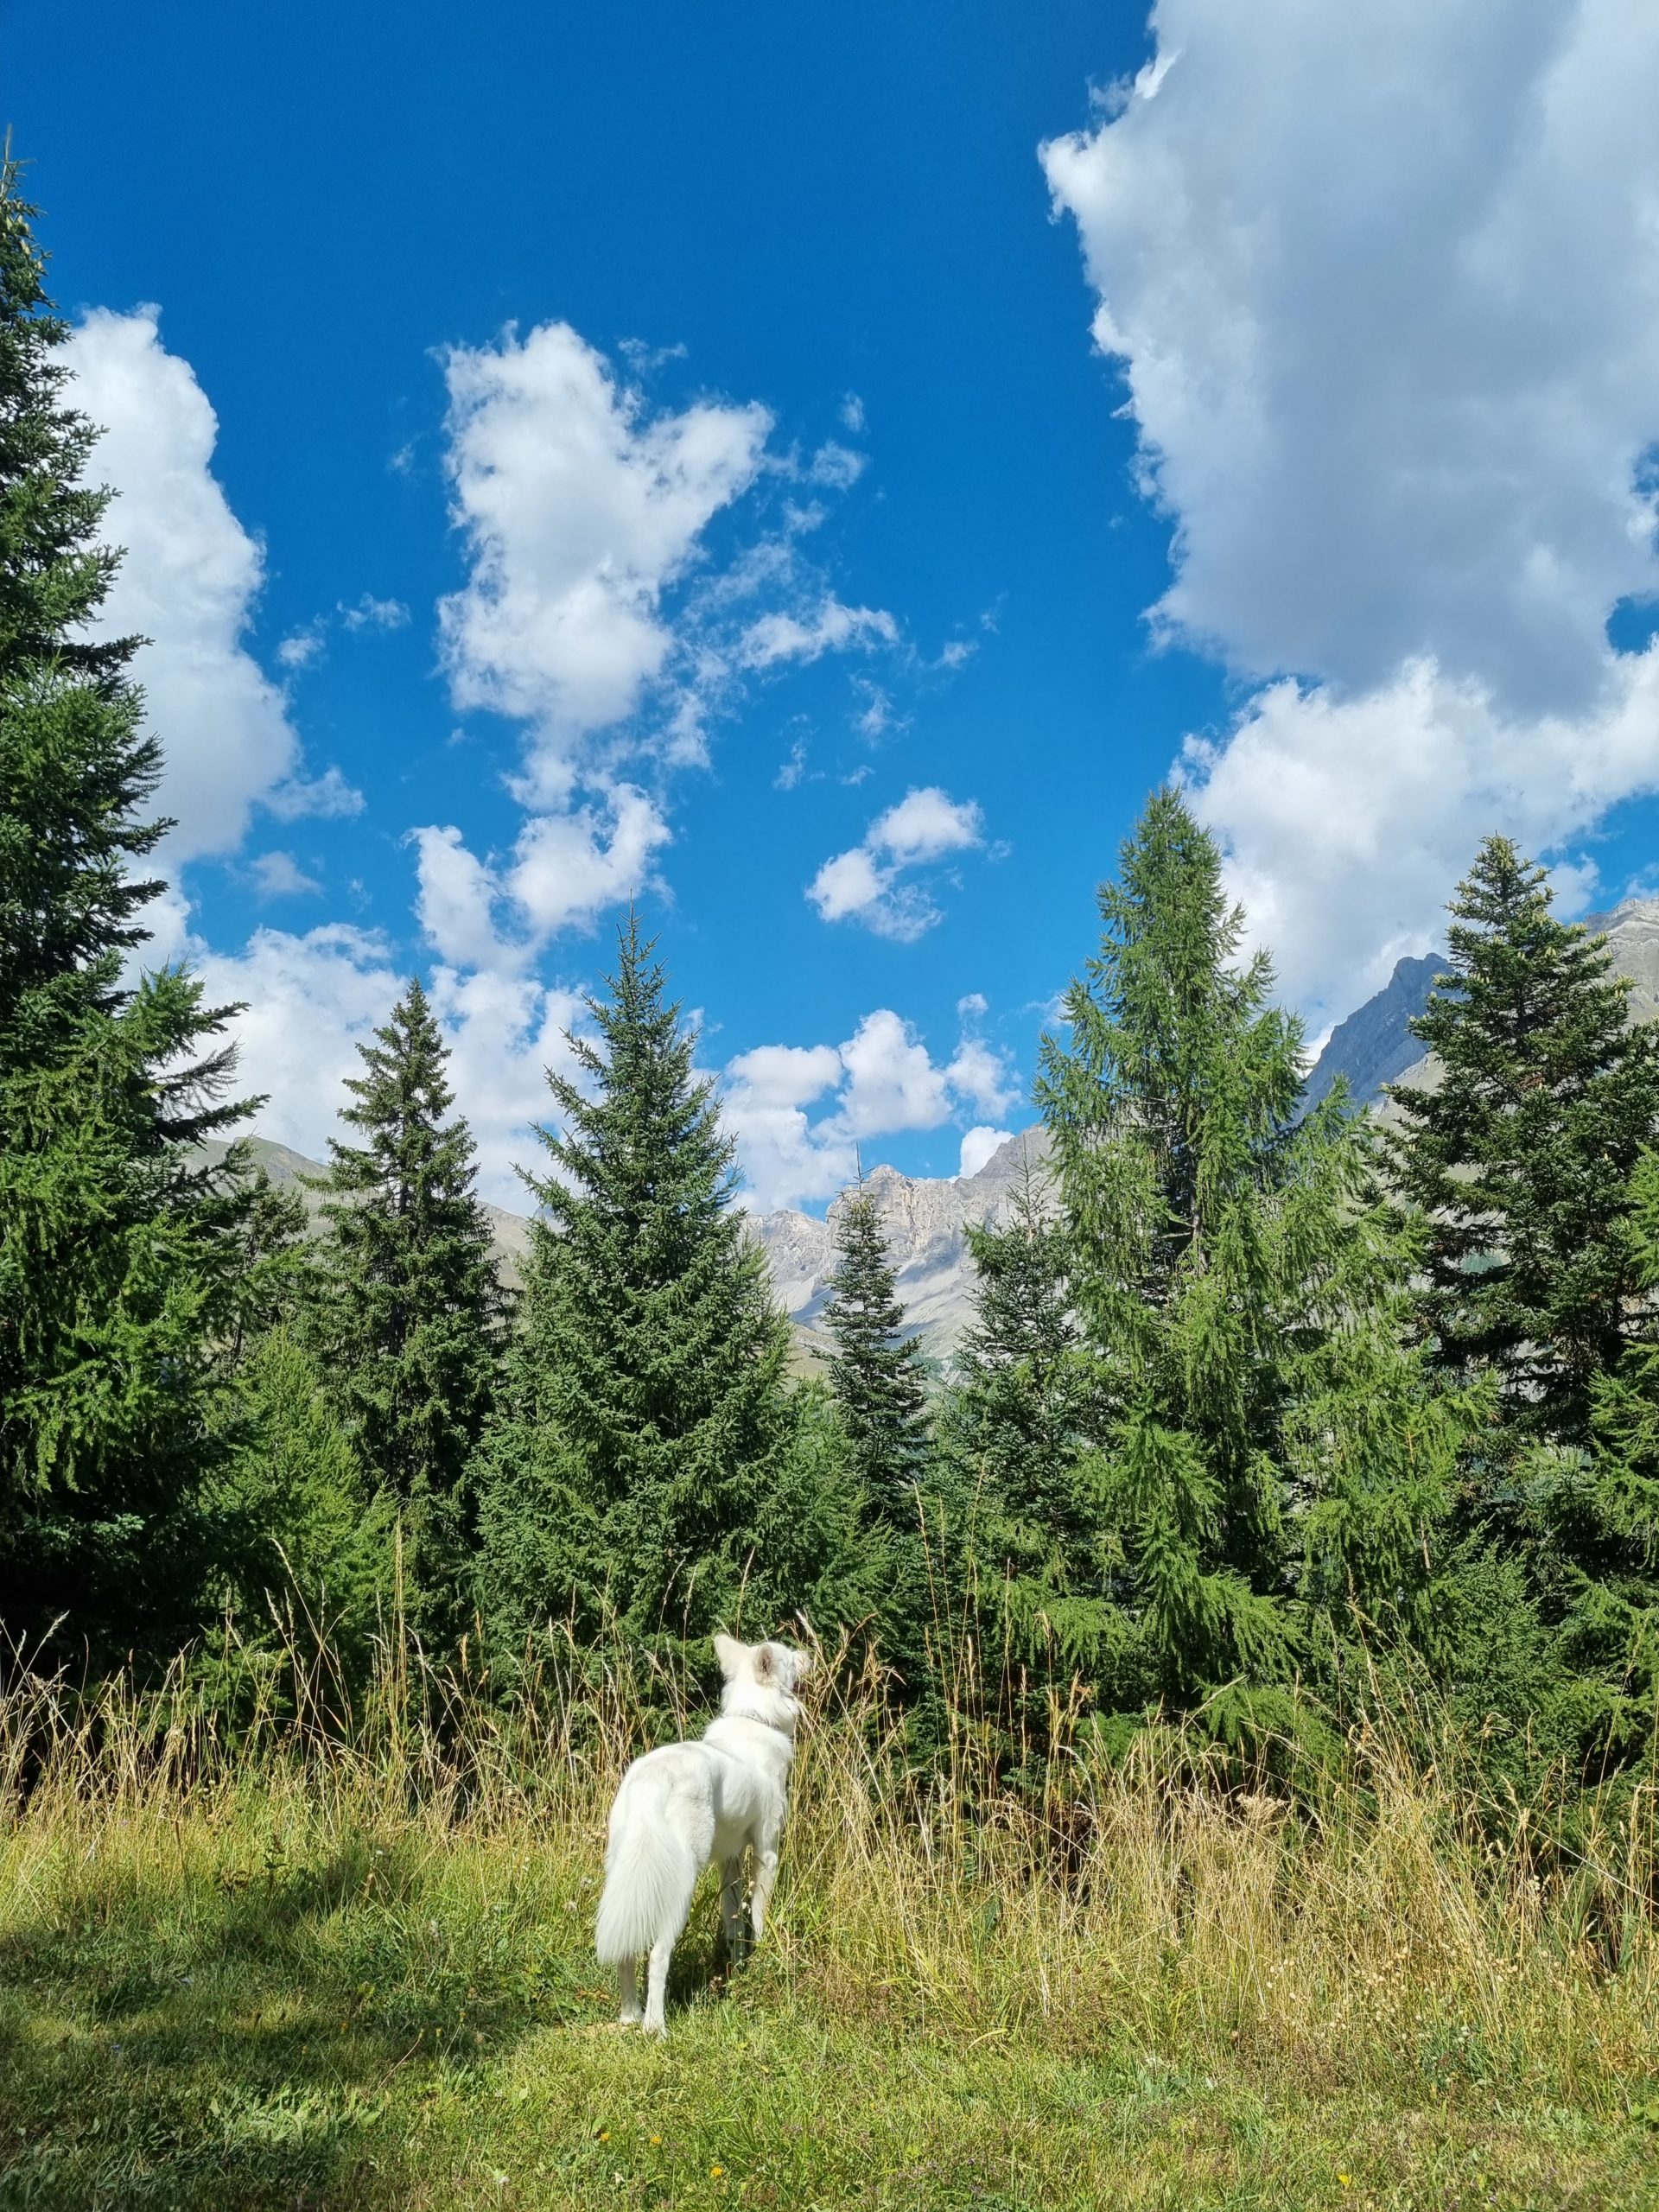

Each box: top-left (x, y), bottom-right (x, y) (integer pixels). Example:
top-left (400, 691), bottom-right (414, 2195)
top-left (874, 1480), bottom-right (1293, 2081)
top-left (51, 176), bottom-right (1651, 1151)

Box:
top-left (0, 157), bottom-right (257, 1665)
top-left (1386, 836), bottom-right (1659, 1451)
top-left (823, 1175), bottom-right (931, 1513)
top-left (937, 1153), bottom-right (1109, 1670)
top-left (306, 978), bottom-right (505, 1642)
top-left (217, 1327), bottom-right (398, 1710)
top-left (474, 912), bottom-right (797, 1654)
top-left (1036, 787), bottom-right (1457, 1740)
top-left (1566, 1147), bottom-right (1659, 1776)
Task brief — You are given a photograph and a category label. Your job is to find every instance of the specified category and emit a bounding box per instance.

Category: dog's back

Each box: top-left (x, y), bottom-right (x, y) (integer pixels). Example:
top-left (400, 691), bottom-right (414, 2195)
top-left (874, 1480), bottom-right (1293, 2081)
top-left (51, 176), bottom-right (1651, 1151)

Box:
top-left (594, 1743), bottom-right (721, 1964)
top-left (595, 1633), bottom-right (810, 2035)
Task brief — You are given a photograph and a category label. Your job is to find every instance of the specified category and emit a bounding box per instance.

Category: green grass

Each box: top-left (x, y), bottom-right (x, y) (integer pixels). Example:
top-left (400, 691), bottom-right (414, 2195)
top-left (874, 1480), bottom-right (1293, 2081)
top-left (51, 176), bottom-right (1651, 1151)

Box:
top-left (3, 1653), bottom-right (1659, 2209)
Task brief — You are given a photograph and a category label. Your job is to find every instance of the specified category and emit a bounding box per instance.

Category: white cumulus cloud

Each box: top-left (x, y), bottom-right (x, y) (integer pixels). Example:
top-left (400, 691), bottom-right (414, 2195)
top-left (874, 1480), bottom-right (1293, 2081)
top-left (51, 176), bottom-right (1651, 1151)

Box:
top-left (721, 1006), bottom-right (1020, 1211)
top-left (188, 914), bottom-right (588, 1206)
top-left (807, 786), bottom-right (987, 940)
top-left (1181, 650), bottom-right (1659, 1013)
top-left (958, 1125), bottom-right (1013, 1179)
top-left (720, 1043), bottom-right (856, 1211)
top-left (438, 320), bottom-right (773, 769)
top-left (410, 825), bottom-right (512, 971)
top-left (410, 785), bottom-right (671, 969)
top-left (1044, 0), bottom-right (1659, 1022)
top-left (66, 308), bottom-right (348, 858)
top-left (433, 320), bottom-right (899, 957)
top-left (506, 785), bottom-right (671, 938)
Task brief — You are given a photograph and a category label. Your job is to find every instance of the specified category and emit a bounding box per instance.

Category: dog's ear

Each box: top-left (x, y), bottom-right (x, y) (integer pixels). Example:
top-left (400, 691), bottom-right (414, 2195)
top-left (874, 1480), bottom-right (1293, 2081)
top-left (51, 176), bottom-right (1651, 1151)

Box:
top-left (753, 1643), bottom-right (775, 1683)
top-left (713, 1632), bottom-right (745, 1680)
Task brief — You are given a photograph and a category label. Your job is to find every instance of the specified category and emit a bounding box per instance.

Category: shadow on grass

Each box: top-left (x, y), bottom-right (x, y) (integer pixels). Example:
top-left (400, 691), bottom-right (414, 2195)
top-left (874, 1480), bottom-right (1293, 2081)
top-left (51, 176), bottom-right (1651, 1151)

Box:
top-left (0, 1851), bottom-right (592, 2210)
top-left (0, 1845), bottom-right (752, 2210)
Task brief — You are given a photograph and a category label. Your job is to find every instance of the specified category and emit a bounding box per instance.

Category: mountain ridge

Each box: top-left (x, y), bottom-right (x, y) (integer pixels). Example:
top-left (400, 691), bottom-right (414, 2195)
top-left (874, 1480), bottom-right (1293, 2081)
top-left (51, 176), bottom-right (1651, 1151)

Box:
top-left (215, 890), bottom-right (1659, 1361)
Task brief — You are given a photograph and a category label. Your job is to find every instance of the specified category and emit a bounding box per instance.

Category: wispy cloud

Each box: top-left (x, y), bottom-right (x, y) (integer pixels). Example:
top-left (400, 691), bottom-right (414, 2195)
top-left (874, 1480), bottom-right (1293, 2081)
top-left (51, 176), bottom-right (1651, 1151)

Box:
top-left (807, 786), bottom-right (988, 941)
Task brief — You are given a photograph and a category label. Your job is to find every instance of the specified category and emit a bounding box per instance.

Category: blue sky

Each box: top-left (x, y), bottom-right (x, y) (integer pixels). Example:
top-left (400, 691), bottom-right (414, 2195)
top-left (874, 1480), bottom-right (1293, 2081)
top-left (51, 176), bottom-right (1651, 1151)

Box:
top-left (12, 0), bottom-right (1659, 1208)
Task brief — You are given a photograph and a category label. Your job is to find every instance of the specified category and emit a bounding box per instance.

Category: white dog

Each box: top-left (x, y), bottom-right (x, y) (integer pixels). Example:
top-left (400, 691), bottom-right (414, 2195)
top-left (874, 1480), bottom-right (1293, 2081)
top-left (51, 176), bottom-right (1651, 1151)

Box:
top-left (594, 1632), bottom-right (810, 2036)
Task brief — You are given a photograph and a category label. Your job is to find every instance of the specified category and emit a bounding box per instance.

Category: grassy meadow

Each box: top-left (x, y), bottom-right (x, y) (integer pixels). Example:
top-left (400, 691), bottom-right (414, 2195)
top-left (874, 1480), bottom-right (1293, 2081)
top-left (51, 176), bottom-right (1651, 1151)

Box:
top-left (3, 1639), bottom-right (1658, 2211)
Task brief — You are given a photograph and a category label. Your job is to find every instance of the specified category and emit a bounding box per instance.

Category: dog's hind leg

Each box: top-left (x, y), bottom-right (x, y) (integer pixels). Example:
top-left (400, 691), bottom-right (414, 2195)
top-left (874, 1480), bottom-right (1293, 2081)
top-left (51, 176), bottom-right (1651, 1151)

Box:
top-left (718, 1855), bottom-right (747, 1964)
top-left (643, 1923), bottom-right (683, 2037)
top-left (618, 1955), bottom-right (642, 2027)
top-left (750, 1825), bottom-right (782, 1944)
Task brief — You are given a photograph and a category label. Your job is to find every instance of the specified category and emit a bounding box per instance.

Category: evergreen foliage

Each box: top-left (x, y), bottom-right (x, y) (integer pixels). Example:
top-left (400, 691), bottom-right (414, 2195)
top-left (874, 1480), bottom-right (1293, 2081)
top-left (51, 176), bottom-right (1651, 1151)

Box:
top-left (1529, 1146), bottom-right (1659, 1779)
top-left (217, 1327), bottom-right (397, 1703)
top-left (474, 913), bottom-right (810, 1655)
top-left (935, 1153), bottom-right (1109, 1671)
top-left (823, 1178), bottom-right (931, 1513)
top-left (1386, 836), bottom-right (1659, 1450)
top-left (1034, 786), bottom-right (1458, 1743)
top-left (304, 980), bottom-right (505, 1645)
top-left (0, 157), bottom-right (257, 1666)
top-left (1379, 839), bottom-right (1659, 1784)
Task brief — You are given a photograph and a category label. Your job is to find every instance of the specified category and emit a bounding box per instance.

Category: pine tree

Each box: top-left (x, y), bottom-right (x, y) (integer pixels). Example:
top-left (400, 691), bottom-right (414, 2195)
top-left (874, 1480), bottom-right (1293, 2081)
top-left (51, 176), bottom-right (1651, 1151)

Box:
top-left (823, 1174), bottom-right (931, 1514)
top-left (474, 912), bottom-right (798, 1654)
top-left (1386, 836), bottom-right (1659, 1452)
top-left (0, 156), bottom-right (257, 1666)
top-left (1035, 786), bottom-right (1456, 1742)
top-left (306, 978), bottom-right (505, 1643)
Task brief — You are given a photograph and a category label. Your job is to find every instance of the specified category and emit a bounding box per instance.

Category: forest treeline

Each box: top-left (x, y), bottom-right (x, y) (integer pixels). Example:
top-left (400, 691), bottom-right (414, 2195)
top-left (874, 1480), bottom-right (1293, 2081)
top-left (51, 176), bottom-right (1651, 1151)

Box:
top-left (5, 162), bottom-right (1659, 1815)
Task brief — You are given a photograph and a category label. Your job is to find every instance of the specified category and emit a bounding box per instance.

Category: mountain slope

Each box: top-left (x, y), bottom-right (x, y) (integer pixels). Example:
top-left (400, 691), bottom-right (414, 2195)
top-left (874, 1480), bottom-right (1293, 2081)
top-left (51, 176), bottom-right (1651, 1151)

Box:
top-left (1306, 894), bottom-right (1659, 1109)
top-left (1304, 953), bottom-right (1443, 1109)
top-left (747, 1128), bottom-right (1051, 1359)
top-left (213, 892), bottom-right (1659, 1361)
top-left (199, 1135), bottom-right (535, 1286)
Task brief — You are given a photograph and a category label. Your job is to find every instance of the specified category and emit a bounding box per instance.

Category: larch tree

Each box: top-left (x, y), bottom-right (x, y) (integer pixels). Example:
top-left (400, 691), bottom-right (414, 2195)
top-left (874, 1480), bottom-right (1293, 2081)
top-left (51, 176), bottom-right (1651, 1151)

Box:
top-left (1036, 786), bottom-right (1461, 1744)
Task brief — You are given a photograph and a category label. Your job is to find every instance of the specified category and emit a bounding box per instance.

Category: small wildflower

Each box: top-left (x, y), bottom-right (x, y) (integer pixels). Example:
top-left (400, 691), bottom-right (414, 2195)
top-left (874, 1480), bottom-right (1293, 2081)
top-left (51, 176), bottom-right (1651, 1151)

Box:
top-left (598, 2129), bottom-right (610, 2142)
top-left (711, 2164), bottom-right (725, 2179)
top-left (650, 2134), bottom-right (663, 2146)
top-left (1338, 2177), bottom-right (1352, 2190)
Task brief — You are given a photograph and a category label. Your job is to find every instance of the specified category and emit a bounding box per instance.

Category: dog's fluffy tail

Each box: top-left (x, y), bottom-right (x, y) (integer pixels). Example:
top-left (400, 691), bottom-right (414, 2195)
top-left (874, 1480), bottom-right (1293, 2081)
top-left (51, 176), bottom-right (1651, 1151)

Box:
top-left (594, 1796), bottom-right (701, 1965)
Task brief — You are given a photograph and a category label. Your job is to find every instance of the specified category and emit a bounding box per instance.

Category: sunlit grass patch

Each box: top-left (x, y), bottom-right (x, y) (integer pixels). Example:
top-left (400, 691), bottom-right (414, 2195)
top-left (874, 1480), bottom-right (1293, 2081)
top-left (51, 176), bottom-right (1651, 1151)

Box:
top-left (2, 1635), bottom-right (1658, 2207)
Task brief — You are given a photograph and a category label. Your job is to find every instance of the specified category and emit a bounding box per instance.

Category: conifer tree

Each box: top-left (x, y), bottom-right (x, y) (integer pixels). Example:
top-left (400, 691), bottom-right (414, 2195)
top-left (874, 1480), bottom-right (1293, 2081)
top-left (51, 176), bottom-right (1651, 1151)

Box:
top-left (0, 157), bottom-right (256, 1664)
top-left (1386, 836), bottom-right (1659, 1452)
top-left (1036, 787), bottom-right (1457, 1738)
top-left (474, 912), bottom-right (798, 1652)
top-left (823, 1176), bottom-right (931, 1514)
top-left (1566, 1146), bottom-right (1659, 1774)
top-left (306, 978), bottom-right (505, 1641)
top-left (937, 1152), bottom-right (1109, 1669)
top-left (219, 1327), bottom-right (398, 1706)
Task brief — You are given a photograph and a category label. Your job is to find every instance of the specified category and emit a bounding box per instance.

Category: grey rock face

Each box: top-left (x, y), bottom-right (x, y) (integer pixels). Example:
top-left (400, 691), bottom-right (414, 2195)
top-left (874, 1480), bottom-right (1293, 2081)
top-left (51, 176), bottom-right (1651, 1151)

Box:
top-left (744, 1128), bottom-right (1052, 1358)
top-left (1304, 953), bottom-right (1443, 1110)
top-left (1306, 895), bottom-right (1659, 1113)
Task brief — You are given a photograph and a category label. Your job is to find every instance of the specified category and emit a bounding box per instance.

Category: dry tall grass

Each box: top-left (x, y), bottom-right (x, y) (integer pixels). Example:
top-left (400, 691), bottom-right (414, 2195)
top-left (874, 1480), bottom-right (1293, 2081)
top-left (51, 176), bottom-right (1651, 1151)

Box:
top-left (3, 1616), bottom-right (1656, 2118)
